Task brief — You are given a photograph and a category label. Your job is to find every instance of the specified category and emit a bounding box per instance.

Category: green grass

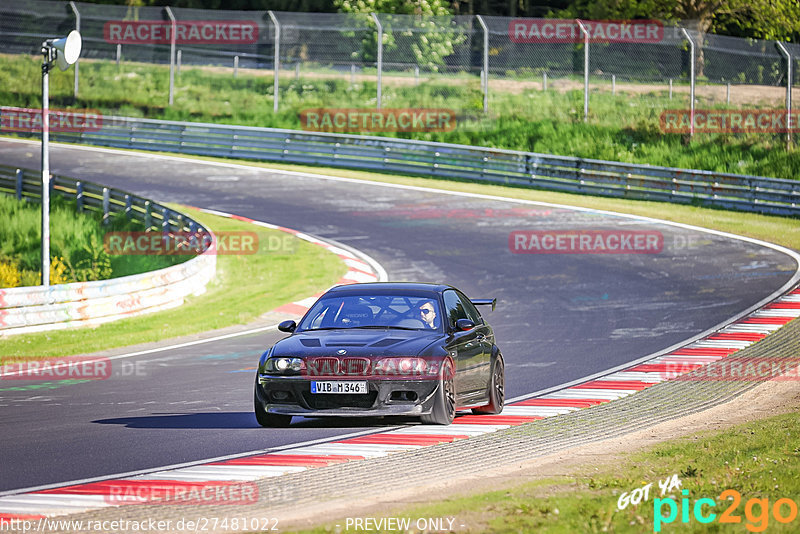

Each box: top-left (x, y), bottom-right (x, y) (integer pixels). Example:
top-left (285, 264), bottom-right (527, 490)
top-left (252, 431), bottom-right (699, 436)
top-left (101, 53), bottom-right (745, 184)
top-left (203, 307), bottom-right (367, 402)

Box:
top-left (0, 207), bottom-right (348, 362)
top-left (0, 194), bottom-right (184, 286)
top-left (294, 409), bottom-right (800, 533)
top-left (2, 53), bottom-right (798, 180)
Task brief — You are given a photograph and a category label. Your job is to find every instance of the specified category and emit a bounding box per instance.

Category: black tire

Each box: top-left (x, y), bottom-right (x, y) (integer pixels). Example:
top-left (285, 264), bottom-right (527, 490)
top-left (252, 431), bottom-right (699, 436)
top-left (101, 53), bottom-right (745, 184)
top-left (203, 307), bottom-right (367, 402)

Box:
top-left (421, 359), bottom-right (455, 425)
top-left (254, 390), bottom-right (292, 428)
top-left (472, 354), bottom-right (504, 415)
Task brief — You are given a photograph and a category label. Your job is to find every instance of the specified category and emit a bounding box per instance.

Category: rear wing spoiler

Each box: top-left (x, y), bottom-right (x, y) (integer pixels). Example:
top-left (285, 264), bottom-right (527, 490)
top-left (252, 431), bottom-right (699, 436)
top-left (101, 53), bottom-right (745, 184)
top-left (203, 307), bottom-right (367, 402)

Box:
top-left (470, 298), bottom-right (496, 312)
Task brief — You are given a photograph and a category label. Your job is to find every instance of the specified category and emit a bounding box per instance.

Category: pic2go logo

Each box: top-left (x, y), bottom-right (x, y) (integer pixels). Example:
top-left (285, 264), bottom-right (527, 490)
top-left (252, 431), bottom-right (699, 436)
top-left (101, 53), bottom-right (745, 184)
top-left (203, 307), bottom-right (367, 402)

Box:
top-left (654, 489), bottom-right (799, 532)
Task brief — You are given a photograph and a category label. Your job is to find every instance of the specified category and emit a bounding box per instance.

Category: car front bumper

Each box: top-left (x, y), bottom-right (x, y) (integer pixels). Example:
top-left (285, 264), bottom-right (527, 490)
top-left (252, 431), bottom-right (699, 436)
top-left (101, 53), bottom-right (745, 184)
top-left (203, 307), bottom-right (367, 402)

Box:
top-left (255, 375), bottom-right (440, 417)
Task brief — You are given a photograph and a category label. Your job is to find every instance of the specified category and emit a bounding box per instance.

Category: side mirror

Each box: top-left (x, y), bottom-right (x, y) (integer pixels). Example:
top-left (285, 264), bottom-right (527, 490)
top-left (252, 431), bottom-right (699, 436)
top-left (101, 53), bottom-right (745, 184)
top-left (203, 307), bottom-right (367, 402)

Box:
top-left (278, 320), bottom-right (296, 333)
top-left (455, 318), bottom-right (475, 331)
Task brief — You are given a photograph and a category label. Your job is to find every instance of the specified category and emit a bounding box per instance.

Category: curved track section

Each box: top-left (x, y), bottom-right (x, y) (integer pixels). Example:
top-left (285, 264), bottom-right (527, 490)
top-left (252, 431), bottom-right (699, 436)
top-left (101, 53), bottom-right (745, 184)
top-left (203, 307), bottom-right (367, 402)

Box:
top-left (0, 138), bottom-right (797, 494)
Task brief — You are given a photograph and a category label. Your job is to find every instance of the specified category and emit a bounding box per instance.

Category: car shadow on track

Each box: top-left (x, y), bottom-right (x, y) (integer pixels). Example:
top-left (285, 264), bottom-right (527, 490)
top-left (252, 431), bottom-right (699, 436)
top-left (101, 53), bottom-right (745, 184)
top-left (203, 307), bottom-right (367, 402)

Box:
top-left (93, 412), bottom-right (421, 429)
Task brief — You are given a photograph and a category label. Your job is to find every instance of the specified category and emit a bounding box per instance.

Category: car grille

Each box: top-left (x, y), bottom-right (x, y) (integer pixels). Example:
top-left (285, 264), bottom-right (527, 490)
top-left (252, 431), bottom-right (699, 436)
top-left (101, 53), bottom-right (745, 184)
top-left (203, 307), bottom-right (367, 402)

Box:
top-left (302, 391), bottom-right (378, 410)
top-left (307, 357), bottom-right (370, 376)
top-left (342, 357), bottom-right (370, 375)
top-left (308, 357), bottom-right (339, 375)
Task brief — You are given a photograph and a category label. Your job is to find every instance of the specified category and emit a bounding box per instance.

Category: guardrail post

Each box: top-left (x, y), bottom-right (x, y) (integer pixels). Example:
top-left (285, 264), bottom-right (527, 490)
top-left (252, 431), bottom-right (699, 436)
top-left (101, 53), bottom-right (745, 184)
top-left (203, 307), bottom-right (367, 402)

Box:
top-left (371, 13), bottom-right (383, 110)
top-left (680, 28), bottom-right (695, 137)
top-left (476, 15), bottom-right (489, 114)
top-left (76, 181), bottom-right (83, 211)
top-left (576, 19), bottom-right (589, 122)
top-left (102, 187), bottom-right (110, 225)
top-left (69, 1), bottom-right (80, 98)
top-left (775, 42), bottom-right (793, 149)
top-left (15, 169), bottom-right (23, 200)
top-left (144, 200), bottom-right (151, 229)
top-left (162, 207), bottom-right (170, 231)
top-left (268, 11), bottom-right (280, 113)
top-left (124, 194), bottom-right (132, 218)
top-left (165, 7), bottom-right (176, 106)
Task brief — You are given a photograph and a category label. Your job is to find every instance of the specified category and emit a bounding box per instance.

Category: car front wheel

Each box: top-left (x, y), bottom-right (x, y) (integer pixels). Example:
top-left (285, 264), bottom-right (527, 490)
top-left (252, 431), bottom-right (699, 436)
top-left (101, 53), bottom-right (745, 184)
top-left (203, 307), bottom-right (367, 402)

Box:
top-left (421, 359), bottom-right (455, 425)
top-left (254, 390), bottom-right (292, 428)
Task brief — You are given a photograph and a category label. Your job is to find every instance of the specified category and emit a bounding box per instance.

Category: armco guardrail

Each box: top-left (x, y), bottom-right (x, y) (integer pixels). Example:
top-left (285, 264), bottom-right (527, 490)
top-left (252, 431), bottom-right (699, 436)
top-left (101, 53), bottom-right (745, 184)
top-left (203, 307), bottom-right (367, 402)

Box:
top-left (0, 164), bottom-right (216, 336)
top-left (17, 114), bottom-right (800, 217)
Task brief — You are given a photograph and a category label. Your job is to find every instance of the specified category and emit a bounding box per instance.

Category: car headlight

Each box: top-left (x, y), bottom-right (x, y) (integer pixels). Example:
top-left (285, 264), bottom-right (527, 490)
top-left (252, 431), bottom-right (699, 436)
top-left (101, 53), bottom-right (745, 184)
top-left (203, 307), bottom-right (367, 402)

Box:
top-left (373, 357), bottom-right (438, 377)
top-left (265, 357), bottom-right (305, 374)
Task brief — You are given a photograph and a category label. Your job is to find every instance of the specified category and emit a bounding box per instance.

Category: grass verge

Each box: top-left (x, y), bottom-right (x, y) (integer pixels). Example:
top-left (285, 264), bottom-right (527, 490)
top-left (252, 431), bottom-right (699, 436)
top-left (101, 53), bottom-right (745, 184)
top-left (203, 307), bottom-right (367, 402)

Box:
top-left (294, 407), bottom-right (800, 533)
top-left (0, 194), bottom-right (185, 287)
top-left (0, 206), bottom-right (348, 362)
top-left (2, 53), bottom-right (798, 179)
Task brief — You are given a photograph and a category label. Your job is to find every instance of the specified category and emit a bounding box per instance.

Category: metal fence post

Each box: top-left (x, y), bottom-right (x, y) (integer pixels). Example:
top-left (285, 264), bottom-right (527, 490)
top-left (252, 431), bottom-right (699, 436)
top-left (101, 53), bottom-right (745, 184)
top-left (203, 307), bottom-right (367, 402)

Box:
top-left (476, 15), bottom-right (489, 113)
top-left (370, 13), bottom-right (383, 109)
top-left (144, 200), bottom-right (151, 229)
top-left (102, 187), bottom-right (110, 225)
top-left (177, 49), bottom-right (182, 75)
top-left (69, 1), bottom-right (80, 98)
top-left (76, 181), bottom-right (83, 211)
top-left (234, 55), bottom-right (238, 78)
top-left (268, 11), bottom-right (280, 112)
top-left (681, 28), bottom-right (695, 137)
top-left (15, 169), bottom-right (23, 200)
top-left (371, 13), bottom-right (383, 110)
top-left (124, 194), bottom-right (132, 218)
top-left (165, 7), bottom-right (176, 106)
top-left (776, 42), bottom-right (793, 149)
top-left (116, 44), bottom-right (121, 65)
top-left (576, 19), bottom-right (589, 122)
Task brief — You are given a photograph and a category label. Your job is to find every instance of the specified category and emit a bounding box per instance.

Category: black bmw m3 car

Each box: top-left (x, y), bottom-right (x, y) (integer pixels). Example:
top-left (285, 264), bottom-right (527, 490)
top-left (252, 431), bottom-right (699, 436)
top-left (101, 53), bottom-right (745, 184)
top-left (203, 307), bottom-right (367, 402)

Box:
top-left (254, 282), bottom-right (504, 426)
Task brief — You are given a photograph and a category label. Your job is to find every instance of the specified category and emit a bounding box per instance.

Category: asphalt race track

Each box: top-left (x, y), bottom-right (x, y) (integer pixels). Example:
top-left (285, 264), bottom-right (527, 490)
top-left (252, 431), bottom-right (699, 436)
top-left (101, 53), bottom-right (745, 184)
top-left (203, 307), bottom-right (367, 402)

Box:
top-left (0, 139), bottom-right (796, 493)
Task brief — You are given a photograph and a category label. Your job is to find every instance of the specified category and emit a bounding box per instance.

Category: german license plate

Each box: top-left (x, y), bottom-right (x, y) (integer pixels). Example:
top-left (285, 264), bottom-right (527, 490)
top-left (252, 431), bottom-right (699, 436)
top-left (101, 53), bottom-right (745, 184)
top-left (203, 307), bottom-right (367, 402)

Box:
top-left (311, 381), bottom-right (368, 394)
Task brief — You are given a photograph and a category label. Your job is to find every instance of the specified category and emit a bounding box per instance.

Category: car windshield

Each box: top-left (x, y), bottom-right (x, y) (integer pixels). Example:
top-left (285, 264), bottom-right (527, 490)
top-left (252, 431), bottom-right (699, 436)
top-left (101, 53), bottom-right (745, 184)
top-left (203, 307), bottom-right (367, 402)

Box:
top-left (298, 294), bottom-right (442, 332)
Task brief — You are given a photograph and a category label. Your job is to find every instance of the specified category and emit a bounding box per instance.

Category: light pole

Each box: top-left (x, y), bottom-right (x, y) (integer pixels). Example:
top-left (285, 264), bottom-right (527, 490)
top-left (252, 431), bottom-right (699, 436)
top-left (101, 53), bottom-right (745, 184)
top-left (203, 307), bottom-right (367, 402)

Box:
top-left (40, 30), bottom-right (81, 286)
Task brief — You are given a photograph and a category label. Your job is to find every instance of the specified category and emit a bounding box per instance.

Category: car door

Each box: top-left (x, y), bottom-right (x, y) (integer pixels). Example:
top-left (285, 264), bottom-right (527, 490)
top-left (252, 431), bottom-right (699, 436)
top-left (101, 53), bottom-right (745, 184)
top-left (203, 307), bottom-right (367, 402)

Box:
top-left (442, 289), bottom-right (484, 402)
top-left (456, 289), bottom-right (493, 392)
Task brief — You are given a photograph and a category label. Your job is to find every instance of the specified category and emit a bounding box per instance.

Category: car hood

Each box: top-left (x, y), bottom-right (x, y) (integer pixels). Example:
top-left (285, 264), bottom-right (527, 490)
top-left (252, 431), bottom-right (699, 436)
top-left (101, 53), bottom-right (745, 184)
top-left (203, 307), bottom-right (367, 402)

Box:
top-left (272, 329), bottom-right (443, 358)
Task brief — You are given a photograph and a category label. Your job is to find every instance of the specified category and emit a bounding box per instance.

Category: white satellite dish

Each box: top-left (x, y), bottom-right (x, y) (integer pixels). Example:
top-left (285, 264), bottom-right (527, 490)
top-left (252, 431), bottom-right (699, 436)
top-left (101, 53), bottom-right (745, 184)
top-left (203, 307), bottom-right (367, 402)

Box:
top-left (51, 30), bottom-right (81, 71)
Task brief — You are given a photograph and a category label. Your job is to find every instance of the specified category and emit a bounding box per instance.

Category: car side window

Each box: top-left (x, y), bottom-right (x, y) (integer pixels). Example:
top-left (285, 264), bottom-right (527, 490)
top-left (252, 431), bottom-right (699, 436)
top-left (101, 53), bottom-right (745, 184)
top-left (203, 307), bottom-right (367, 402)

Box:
top-left (443, 290), bottom-right (467, 329)
top-left (457, 291), bottom-right (484, 325)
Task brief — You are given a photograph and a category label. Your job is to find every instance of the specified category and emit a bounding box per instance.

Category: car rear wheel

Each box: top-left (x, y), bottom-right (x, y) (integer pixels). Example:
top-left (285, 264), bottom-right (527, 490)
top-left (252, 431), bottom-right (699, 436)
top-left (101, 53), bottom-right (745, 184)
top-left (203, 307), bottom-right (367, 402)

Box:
top-left (254, 391), bottom-right (292, 428)
top-left (421, 359), bottom-right (455, 425)
top-left (472, 354), bottom-right (504, 415)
